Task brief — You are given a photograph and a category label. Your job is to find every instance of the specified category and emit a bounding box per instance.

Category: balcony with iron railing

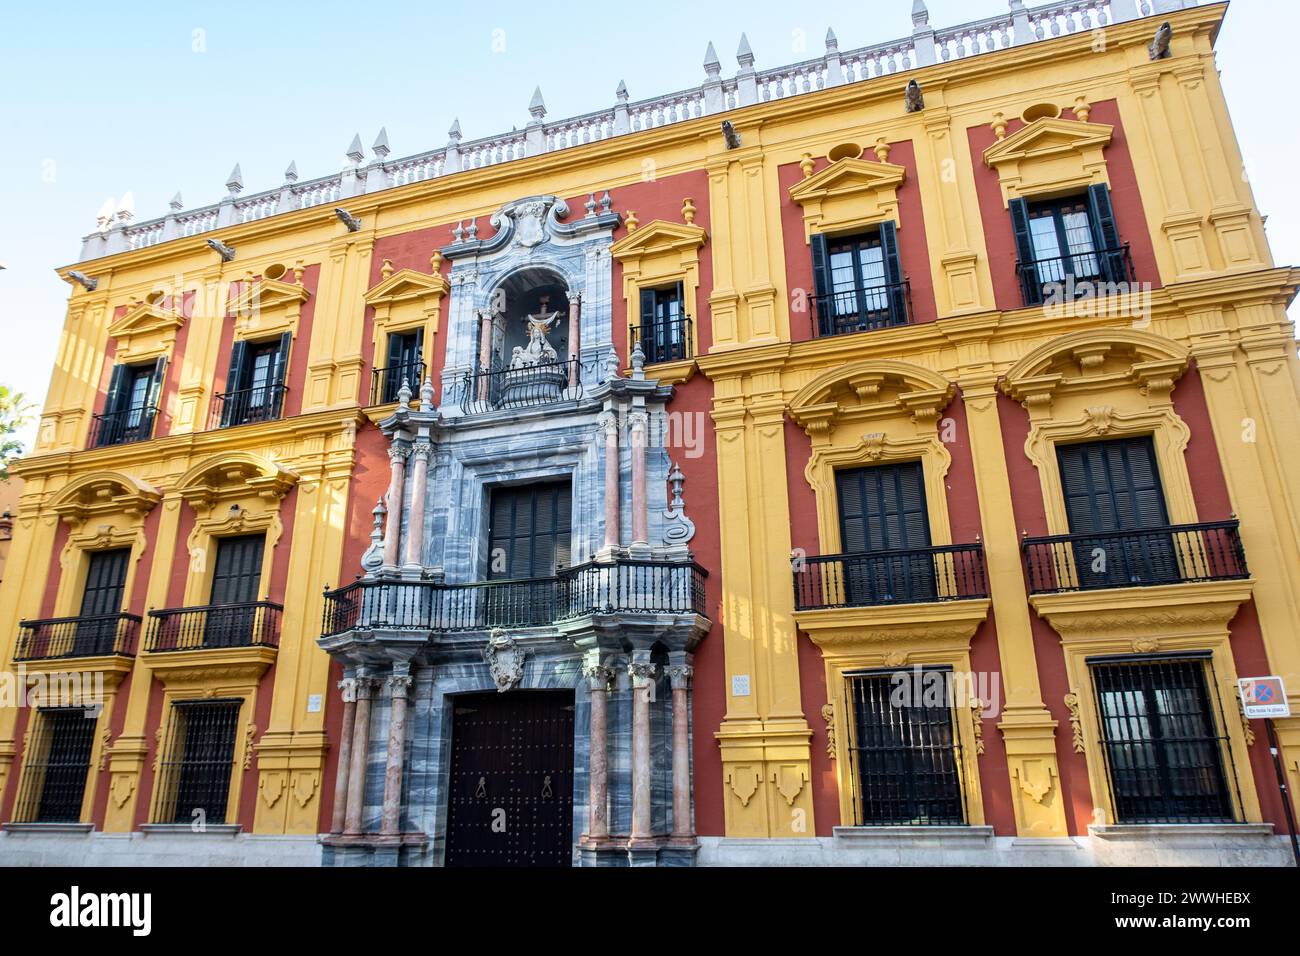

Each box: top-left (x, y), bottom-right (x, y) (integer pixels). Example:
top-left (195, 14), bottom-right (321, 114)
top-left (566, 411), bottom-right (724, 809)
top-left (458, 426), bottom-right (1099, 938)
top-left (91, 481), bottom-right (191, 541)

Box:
top-left (88, 405), bottom-right (158, 448)
top-left (793, 543), bottom-right (988, 611)
top-left (15, 613), bottom-right (141, 661)
top-left (1021, 520), bottom-right (1248, 595)
top-left (1015, 243), bottom-right (1135, 307)
top-left (321, 559), bottom-right (708, 639)
top-left (370, 361), bottom-right (427, 406)
top-left (144, 601), bottom-right (283, 652)
top-left (453, 357), bottom-right (586, 416)
top-left (811, 281), bottom-right (911, 339)
top-left (630, 316), bottom-right (694, 365)
top-left (210, 384), bottom-right (288, 429)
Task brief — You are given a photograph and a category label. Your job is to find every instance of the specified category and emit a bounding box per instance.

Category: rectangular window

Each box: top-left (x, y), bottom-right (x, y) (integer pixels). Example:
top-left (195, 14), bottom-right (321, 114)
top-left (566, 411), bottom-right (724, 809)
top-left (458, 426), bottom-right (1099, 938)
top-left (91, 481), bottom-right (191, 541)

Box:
top-left (835, 462), bottom-right (935, 604)
top-left (203, 534), bottom-right (265, 648)
top-left (73, 548), bottom-right (131, 656)
top-left (810, 221), bottom-right (907, 336)
top-left (379, 329), bottom-right (424, 403)
top-left (219, 333), bottom-right (290, 427)
top-left (93, 358), bottom-right (165, 447)
top-left (13, 708), bottom-right (98, 823)
top-left (1058, 436), bottom-right (1179, 588)
top-left (1089, 655), bottom-right (1237, 824)
top-left (484, 481), bottom-right (571, 626)
top-left (1010, 184), bottom-right (1127, 305)
top-left (154, 699), bottom-right (242, 825)
top-left (845, 668), bottom-right (965, 826)
top-left (636, 284), bottom-right (689, 364)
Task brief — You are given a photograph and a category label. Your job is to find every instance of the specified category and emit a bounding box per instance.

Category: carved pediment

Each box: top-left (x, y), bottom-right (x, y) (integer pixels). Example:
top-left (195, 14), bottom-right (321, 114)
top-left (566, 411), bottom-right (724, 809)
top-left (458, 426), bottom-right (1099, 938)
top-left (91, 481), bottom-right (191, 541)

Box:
top-left (109, 300), bottom-right (185, 340)
top-left (983, 117), bottom-right (1114, 205)
top-left (50, 471), bottom-right (161, 525)
top-left (364, 267), bottom-right (449, 307)
top-left (789, 359), bottom-right (955, 436)
top-left (230, 276), bottom-right (309, 318)
top-left (1001, 328), bottom-right (1189, 409)
top-left (983, 118), bottom-right (1114, 167)
top-left (609, 219), bottom-right (708, 261)
top-left (788, 157), bottom-right (907, 206)
top-left (175, 452), bottom-right (298, 510)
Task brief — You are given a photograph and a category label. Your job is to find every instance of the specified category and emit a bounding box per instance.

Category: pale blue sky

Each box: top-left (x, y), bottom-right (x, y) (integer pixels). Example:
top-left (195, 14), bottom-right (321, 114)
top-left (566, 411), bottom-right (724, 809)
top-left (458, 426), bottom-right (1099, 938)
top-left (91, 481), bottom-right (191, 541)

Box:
top-left (1, 1), bottom-right (1296, 449)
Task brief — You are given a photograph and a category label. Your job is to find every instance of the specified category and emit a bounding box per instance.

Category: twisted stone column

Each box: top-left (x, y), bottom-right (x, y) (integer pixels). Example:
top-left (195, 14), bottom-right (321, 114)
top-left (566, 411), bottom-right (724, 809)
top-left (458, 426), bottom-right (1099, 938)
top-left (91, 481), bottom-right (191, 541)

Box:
top-left (381, 665), bottom-right (414, 836)
top-left (330, 677), bottom-right (357, 835)
top-left (628, 655), bottom-right (657, 843)
top-left (403, 439), bottom-right (432, 568)
top-left (343, 677), bottom-right (377, 835)
top-left (382, 444), bottom-right (409, 569)
top-left (599, 412), bottom-right (620, 551)
top-left (667, 662), bottom-right (694, 840)
top-left (582, 658), bottom-right (614, 841)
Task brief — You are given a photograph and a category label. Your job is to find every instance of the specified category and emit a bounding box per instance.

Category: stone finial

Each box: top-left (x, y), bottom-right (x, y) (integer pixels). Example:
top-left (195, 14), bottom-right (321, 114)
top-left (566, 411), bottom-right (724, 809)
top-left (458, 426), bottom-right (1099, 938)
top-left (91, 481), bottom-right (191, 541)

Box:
top-left (284, 160), bottom-right (298, 183)
top-left (799, 152), bottom-right (815, 178)
top-left (874, 137), bottom-right (891, 162)
top-left (226, 163), bottom-right (244, 196)
top-left (528, 86), bottom-right (546, 121)
top-left (452, 220), bottom-right (464, 243)
top-left (96, 197), bottom-right (115, 230)
top-left (293, 260), bottom-right (305, 284)
top-left (448, 118), bottom-right (463, 143)
top-left (600, 191), bottom-right (612, 214)
top-left (372, 127), bottom-right (390, 160)
top-left (116, 192), bottom-right (135, 222)
top-left (631, 338), bottom-right (646, 379)
top-left (381, 258), bottom-right (395, 280)
top-left (584, 193), bottom-right (597, 217)
top-left (169, 192), bottom-right (184, 211)
top-left (615, 80), bottom-right (629, 103)
top-left (703, 41), bottom-right (722, 78)
top-left (825, 27), bottom-right (839, 54)
top-left (346, 134), bottom-right (365, 165)
top-left (360, 498), bottom-right (386, 573)
top-left (912, 0), bottom-right (930, 29)
top-left (991, 112), bottom-right (1008, 141)
top-left (420, 377), bottom-right (435, 411)
top-left (1073, 96), bottom-right (1091, 124)
top-left (681, 197), bottom-right (697, 224)
top-left (736, 33), bottom-right (754, 71)
top-left (430, 250), bottom-right (443, 273)
top-left (397, 378), bottom-right (413, 408)
top-left (624, 210), bottom-right (639, 231)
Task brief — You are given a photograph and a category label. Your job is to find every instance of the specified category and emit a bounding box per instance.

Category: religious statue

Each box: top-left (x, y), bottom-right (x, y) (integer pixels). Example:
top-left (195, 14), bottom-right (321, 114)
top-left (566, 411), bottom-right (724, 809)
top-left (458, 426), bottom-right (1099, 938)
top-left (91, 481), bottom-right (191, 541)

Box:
top-left (510, 295), bottom-right (564, 369)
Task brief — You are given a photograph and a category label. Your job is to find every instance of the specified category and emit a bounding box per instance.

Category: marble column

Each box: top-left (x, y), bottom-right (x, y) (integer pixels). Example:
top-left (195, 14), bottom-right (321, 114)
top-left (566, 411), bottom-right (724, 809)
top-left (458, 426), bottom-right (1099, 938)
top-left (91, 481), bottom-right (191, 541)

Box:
top-left (343, 677), bottom-right (376, 835)
top-left (477, 310), bottom-right (493, 402)
top-left (330, 677), bottom-right (357, 835)
top-left (582, 657), bottom-right (613, 841)
top-left (381, 665), bottom-right (413, 836)
top-left (667, 660), bottom-right (694, 840)
top-left (600, 412), bottom-right (620, 552)
top-left (566, 291), bottom-right (582, 388)
top-left (403, 439), bottom-right (432, 569)
top-left (629, 409), bottom-right (649, 551)
top-left (383, 444), bottom-right (408, 569)
top-left (628, 655), bottom-right (657, 843)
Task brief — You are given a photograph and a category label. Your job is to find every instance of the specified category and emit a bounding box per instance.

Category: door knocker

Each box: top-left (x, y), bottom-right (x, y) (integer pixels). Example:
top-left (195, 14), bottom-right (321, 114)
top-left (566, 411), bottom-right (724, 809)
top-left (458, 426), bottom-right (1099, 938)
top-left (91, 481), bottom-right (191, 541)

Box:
top-left (474, 775), bottom-right (487, 799)
top-left (541, 775), bottom-right (553, 799)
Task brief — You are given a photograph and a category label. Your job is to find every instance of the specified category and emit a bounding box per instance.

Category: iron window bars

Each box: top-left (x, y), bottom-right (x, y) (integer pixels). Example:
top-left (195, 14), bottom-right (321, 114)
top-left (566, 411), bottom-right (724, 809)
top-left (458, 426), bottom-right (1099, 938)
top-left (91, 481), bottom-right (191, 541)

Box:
top-left (12, 707), bottom-right (98, 823)
top-left (152, 699), bottom-right (242, 825)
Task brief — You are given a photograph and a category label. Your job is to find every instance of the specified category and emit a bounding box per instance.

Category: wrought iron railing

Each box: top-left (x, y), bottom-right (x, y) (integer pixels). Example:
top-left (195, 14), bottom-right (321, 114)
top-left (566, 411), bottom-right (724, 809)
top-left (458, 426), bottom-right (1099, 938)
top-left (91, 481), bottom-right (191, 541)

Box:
top-left (1016, 243), bottom-right (1134, 306)
top-left (88, 405), bottom-right (158, 447)
top-left (793, 543), bottom-right (987, 611)
top-left (145, 601), bottom-right (283, 652)
top-left (371, 361), bottom-right (427, 406)
top-left (321, 559), bottom-right (708, 638)
top-left (453, 358), bottom-right (583, 415)
top-left (630, 316), bottom-right (694, 364)
top-left (15, 613), bottom-right (141, 661)
top-left (1022, 521), bottom-right (1248, 595)
top-left (811, 280), bottom-right (911, 338)
top-left (211, 384), bottom-right (287, 428)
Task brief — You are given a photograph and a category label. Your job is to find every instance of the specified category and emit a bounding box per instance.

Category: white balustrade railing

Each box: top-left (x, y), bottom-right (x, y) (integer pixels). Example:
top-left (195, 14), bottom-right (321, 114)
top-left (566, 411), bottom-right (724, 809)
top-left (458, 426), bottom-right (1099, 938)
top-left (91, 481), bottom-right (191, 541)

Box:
top-left (80, 0), bottom-right (1189, 261)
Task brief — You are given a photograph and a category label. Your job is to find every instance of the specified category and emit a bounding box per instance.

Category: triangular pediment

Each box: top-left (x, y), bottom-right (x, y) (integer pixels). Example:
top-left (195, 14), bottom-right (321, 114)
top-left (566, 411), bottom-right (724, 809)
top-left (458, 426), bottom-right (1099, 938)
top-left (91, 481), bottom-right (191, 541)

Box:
top-left (108, 300), bottom-right (184, 339)
top-left (364, 268), bottom-right (450, 306)
top-left (610, 220), bottom-right (708, 261)
top-left (231, 276), bottom-right (310, 317)
top-left (983, 117), bottom-right (1113, 168)
top-left (789, 157), bottom-right (907, 206)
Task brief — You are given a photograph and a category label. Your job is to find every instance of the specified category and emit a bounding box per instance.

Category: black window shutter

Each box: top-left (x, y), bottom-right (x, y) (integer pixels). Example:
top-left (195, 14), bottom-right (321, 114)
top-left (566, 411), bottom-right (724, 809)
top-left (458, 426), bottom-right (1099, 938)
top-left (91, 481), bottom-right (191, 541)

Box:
top-left (221, 341), bottom-right (247, 427)
top-left (638, 287), bottom-right (657, 355)
top-left (272, 331), bottom-right (292, 416)
top-left (148, 356), bottom-right (167, 407)
top-left (1009, 198), bottom-right (1041, 306)
top-left (810, 233), bottom-right (832, 327)
top-left (104, 363), bottom-right (128, 416)
top-left (385, 330), bottom-right (405, 371)
top-left (1087, 183), bottom-right (1123, 282)
top-left (878, 220), bottom-right (907, 326)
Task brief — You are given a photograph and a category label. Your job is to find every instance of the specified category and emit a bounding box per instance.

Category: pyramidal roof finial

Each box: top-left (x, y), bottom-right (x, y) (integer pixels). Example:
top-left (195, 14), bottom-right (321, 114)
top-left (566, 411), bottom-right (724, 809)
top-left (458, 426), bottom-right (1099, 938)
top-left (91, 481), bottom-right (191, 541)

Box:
top-left (703, 41), bottom-right (721, 77)
top-left (346, 134), bottom-right (365, 165)
top-left (528, 86), bottom-right (546, 119)
top-left (226, 163), bottom-right (243, 196)
top-left (372, 127), bottom-right (390, 160)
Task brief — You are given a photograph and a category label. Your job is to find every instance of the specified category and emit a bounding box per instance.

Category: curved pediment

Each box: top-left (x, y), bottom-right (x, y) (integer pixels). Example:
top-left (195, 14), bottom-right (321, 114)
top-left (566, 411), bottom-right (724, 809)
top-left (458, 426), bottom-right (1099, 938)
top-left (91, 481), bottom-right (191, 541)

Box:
top-left (51, 471), bottom-right (161, 524)
top-left (1001, 329), bottom-right (1190, 407)
top-left (790, 359), bottom-right (955, 436)
top-left (175, 452), bottom-right (298, 509)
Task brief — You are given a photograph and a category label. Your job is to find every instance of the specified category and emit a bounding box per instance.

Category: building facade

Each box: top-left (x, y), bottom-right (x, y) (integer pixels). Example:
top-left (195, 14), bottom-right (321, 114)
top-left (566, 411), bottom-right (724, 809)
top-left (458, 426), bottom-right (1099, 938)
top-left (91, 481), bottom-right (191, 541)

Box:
top-left (1, 0), bottom-right (1298, 867)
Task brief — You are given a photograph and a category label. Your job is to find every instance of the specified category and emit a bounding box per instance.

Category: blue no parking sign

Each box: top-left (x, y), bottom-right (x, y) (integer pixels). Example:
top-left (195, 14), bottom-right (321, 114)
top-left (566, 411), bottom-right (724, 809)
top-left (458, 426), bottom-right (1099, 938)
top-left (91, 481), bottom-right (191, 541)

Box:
top-left (1238, 676), bottom-right (1291, 718)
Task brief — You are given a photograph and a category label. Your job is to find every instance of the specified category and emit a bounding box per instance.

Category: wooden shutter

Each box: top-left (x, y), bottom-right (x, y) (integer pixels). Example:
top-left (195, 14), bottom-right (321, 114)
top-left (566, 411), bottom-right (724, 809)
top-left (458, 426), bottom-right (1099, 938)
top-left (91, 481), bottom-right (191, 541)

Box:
top-left (104, 363), bottom-right (128, 416)
top-left (1058, 437), bottom-right (1168, 533)
top-left (1087, 183), bottom-right (1123, 282)
top-left (836, 463), bottom-right (930, 553)
top-left (221, 341), bottom-right (248, 426)
top-left (810, 233), bottom-right (832, 327)
top-left (878, 220), bottom-right (907, 325)
top-left (78, 549), bottom-right (130, 617)
top-left (1009, 198), bottom-right (1041, 305)
top-left (271, 331), bottom-right (292, 417)
top-left (385, 330), bottom-right (406, 371)
top-left (209, 535), bottom-right (265, 605)
top-left (488, 482), bottom-right (572, 579)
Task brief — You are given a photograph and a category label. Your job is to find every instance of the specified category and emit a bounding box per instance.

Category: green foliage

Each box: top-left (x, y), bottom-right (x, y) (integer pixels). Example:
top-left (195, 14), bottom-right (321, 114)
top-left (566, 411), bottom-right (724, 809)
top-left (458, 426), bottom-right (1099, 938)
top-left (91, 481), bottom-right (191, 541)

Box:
top-left (0, 385), bottom-right (33, 481)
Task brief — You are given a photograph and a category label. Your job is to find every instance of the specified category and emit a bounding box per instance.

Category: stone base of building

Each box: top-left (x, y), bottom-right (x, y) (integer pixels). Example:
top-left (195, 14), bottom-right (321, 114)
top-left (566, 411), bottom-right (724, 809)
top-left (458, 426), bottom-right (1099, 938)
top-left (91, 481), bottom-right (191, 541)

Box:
top-left (696, 824), bottom-right (1295, 867)
top-left (0, 826), bottom-right (322, 866)
top-left (319, 832), bottom-right (432, 867)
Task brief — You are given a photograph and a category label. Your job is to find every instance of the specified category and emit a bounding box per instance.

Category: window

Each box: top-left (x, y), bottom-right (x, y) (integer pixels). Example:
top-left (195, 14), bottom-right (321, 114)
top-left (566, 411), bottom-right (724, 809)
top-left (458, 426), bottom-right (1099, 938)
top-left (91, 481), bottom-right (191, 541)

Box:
top-left (218, 333), bottom-right (290, 427)
top-left (13, 707), bottom-right (98, 823)
top-left (1010, 184), bottom-right (1128, 305)
top-left (845, 668), bottom-right (965, 826)
top-left (635, 284), bottom-right (690, 364)
top-left (203, 535), bottom-right (265, 648)
top-left (73, 548), bottom-right (131, 656)
top-left (810, 221), bottom-right (908, 336)
top-left (1090, 655), bottom-right (1237, 824)
top-left (1058, 436), bottom-right (1179, 588)
top-left (93, 358), bottom-right (165, 446)
top-left (377, 328), bottom-right (424, 404)
top-left (484, 481), bottom-right (572, 626)
top-left (835, 462), bottom-right (935, 604)
top-left (154, 699), bottom-right (242, 825)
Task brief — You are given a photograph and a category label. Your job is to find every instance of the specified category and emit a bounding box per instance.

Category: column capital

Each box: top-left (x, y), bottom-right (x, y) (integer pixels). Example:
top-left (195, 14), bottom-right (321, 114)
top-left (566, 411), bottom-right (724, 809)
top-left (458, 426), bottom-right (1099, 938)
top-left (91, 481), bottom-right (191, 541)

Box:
top-left (387, 443), bottom-right (411, 465)
top-left (582, 659), bottom-right (615, 690)
top-left (666, 664), bottom-right (694, 689)
top-left (628, 660), bottom-right (658, 688)
top-left (409, 438), bottom-right (434, 462)
top-left (337, 677), bottom-right (358, 702)
top-left (387, 674), bottom-right (413, 697)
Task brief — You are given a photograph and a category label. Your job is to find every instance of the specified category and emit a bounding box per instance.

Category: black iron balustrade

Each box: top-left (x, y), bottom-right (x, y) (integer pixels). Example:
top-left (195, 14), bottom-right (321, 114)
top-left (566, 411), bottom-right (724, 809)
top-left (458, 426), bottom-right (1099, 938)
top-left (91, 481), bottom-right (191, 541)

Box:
top-left (88, 405), bottom-right (158, 447)
top-left (1016, 243), bottom-right (1134, 307)
top-left (145, 601), bottom-right (283, 652)
top-left (630, 315), bottom-right (694, 364)
top-left (454, 357), bottom-right (583, 416)
top-left (371, 361), bottom-right (427, 406)
top-left (1022, 520), bottom-right (1248, 595)
top-left (211, 384), bottom-right (287, 428)
top-left (793, 543), bottom-right (987, 611)
top-left (15, 613), bottom-right (141, 661)
top-left (811, 280), bottom-right (911, 338)
top-left (321, 559), bottom-right (708, 639)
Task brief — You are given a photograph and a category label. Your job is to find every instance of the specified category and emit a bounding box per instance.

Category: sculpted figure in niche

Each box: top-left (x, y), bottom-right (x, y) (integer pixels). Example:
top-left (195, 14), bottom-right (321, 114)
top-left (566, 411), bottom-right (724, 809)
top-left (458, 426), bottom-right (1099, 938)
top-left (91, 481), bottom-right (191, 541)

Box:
top-left (511, 295), bottom-right (563, 369)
